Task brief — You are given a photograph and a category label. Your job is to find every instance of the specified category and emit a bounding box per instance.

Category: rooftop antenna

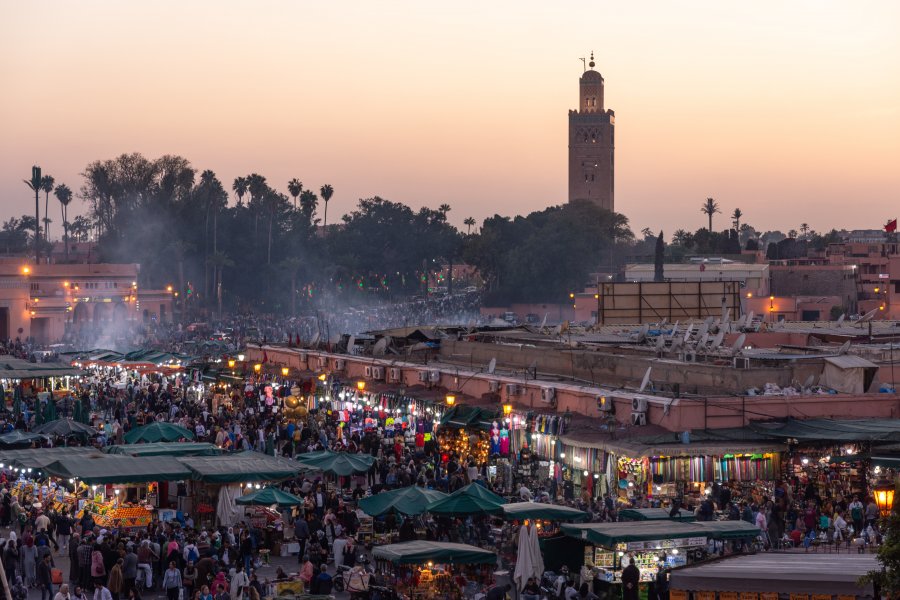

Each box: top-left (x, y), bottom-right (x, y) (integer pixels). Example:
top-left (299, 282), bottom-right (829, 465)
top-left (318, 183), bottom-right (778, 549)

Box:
top-left (487, 357), bottom-right (497, 374)
top-left (579, 56), bottom-right (587, 72)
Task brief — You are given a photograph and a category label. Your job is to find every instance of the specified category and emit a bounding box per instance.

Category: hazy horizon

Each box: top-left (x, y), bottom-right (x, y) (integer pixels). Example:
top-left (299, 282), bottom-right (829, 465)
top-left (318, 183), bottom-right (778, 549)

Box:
top-left (1, 1), bottom-right (898, 239)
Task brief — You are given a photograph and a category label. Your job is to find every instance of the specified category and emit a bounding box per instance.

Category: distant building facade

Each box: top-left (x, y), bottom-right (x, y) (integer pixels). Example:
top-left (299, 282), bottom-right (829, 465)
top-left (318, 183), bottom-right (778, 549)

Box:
top-left (568, 53), bottom-right (615, 211)
top-left (0, 259), bottom-right (173, 343)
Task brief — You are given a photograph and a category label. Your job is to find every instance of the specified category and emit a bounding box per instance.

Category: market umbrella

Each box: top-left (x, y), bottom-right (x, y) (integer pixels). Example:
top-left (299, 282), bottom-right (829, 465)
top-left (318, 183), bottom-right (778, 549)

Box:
top-left (425, 482), bottom-right (506, 516)
top-left (0, 430), bottom-right (49, 448)
top-left (501, 502), bottom-right (590, 522)
top-left (295, 450), bottom-right (374, 477)
top-left (13, 397), bottom-right (22, 420)
top-left (43, 398), bottom-right (57, 423)
top-left (235, 487), bottom-right (304, 507)
top-left (72, 398), bottom-right (84, 424)
top-left (358, 486), bottom-right (449, 517)
top-left (32, 418), bottom-right (97, 438)
top-left (124, 421), bottom-right (195, 444)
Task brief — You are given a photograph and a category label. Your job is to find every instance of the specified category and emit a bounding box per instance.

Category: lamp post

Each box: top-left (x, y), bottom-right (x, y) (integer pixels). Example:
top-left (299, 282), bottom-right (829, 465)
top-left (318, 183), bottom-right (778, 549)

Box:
top-left (874, 482), bottom-right (895, 518)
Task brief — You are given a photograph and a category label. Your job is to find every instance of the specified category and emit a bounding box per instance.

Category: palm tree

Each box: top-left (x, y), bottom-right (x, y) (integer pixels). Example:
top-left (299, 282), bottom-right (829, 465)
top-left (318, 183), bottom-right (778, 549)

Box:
top-left (287, 178), bottom-right (303, 209)
top-left (788, 229), bottom-right (798, 239)
top-left (54, 184), bottom-right (73, 262)
top-left (701, 197), bottom-right (720, 231)
top-left (320, 184), bottom-right (334, 228)
top-left (640, 227), bottom-right (654, 239)
top-left (281, 257), bottom-right (304, 316)
top-left (24, 166), bottom-right (42, 262)
top-left (463, 217), bottom-right (476, 235)
top-left (247, 173), bottom-right (267, 236)
top-left (232, 176), bottom-right (248, 206)
top-left (41, 175), bottom-right (54, 243)
top-left (800, 223), bottom-right (810, 238)
top-left (438, 204), bottom-right (451, 219)
top-left (207, 251), bottom-right (234, 317)
top-left (299, 190), bottom-right (318, 222)
top-left (731, 208), bottom-right (743, 232)
top-left (672, 229), bottom-right (690, 246)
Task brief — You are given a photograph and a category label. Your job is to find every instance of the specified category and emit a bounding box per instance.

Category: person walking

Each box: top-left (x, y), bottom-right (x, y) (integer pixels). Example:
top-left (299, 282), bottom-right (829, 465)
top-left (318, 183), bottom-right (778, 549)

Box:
top-left (107, 559), bottom-right (124, 600)
top-left (621, 556), bottom-right (640, 600)
top-left (37, 553), bottom-right (55, 600)
top-left (162, 561), bottom-right (182, 600)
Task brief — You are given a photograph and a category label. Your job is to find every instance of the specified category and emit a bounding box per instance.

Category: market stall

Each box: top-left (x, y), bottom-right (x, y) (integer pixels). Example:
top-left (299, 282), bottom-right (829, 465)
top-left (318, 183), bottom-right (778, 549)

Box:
top-left (425, 482), bottom-right (506, 516)
top-left (359, 486), bottom-right (449, 547)
top-left (618, 508), bottom-right (696, 522)
top-left (373, 541), bottom-right (498, 600)
top-left (560, 520), bottom-right (760, 586)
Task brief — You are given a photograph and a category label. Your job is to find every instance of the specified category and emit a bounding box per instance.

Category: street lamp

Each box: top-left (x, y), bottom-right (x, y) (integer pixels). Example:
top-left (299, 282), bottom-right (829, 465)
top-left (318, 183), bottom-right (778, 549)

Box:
top-left (228, 359), bottom-right (236, 368)
top-left (874, 483), bottom-right (895, 517)
top-left (253, 364), bottom-right (262, 373)
top-left (445, 394), bottom-right (456, 406)
top-left (281, 367), bottom-right (290, 377)
top-left (502, 404), bottom-right (512, 416)
top-left (357, 381), bottom-right (366, 392)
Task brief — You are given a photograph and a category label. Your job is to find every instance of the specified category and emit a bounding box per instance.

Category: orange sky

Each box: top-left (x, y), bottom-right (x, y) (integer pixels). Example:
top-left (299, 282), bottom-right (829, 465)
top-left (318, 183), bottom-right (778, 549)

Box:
top-left (1, 1), bottom-right (898, 237)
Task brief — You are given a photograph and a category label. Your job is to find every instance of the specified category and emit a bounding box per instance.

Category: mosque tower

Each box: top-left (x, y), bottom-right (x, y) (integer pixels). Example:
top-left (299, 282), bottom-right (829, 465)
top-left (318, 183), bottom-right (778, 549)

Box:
top-left (568, 52), bottom-right (615, 211)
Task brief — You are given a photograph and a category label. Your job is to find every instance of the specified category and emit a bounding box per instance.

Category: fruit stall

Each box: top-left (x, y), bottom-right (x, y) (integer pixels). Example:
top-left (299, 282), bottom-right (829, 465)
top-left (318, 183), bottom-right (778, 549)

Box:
top-left (77, 499), bottom-right (153, 529)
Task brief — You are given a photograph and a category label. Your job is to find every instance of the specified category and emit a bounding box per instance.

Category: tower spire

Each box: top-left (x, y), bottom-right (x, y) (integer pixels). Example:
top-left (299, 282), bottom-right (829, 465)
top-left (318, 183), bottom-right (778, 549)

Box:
top-left (589, 51), bottom-right (595, 69)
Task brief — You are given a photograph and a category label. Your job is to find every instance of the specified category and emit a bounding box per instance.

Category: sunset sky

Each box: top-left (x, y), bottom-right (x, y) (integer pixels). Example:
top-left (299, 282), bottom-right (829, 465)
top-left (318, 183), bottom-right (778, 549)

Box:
top-left (1, 1), bottom-right (898, 238)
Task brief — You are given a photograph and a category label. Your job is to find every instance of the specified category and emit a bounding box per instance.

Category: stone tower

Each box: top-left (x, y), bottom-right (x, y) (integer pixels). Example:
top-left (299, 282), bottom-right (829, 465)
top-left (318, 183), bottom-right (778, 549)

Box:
top-left (568, 53), bottom-right (615, 211)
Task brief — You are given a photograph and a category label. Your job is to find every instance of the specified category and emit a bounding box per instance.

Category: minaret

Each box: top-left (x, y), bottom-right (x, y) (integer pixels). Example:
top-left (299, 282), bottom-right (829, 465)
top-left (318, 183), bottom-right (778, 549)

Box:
top-left (568, 52), bottom-right (615, 211)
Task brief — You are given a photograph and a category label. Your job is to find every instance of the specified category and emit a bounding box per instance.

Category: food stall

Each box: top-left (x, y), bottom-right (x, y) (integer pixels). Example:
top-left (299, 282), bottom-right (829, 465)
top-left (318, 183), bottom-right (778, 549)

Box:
top-left (77, 499), bottom-right (152, 529)
top-left (618, 508), bottom-right (697, 522)
top-left (373, 541), bottom-right (498, 600)
top-left (561, 520), bottom-right (760, 586)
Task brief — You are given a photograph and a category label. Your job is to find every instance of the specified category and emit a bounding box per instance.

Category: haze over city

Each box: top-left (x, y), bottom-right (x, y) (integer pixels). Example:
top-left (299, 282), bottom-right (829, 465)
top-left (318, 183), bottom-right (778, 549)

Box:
top-left (2, 1), bottom-right (898, 234)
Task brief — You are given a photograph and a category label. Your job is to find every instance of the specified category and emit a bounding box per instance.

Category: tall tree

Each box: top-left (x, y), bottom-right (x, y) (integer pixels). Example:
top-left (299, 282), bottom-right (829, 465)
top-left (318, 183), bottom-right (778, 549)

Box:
top-left (320, 184), bottom-right (334, 228)
top-left (281, 257), bottom-right (304, 316)
top-left (731, 208), bottom-right (743, 232)
top-left (41, 175), bottom-right (55, 243)
top-left (54, 184), bottom-right (73, 262)
top-left (800, 223), bottom-right (810, 238)
top-left (654, 231), bottom-right (665, 282)
top-left (299, 189), bottom-right (318, 223)
top-left (464, 217), bottom-right (476, 235)
top-left (24, 166), bottom-right (42, 262)
top-left (287, 178), bottom-right (303, 209)
top-left (701, 197), bottom-right (720, 231)
top-left (232, 176), bottom-right (248, 206)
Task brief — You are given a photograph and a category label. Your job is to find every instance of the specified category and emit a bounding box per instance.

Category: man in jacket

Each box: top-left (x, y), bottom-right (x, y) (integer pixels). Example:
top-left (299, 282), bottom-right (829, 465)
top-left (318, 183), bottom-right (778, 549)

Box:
top-left (37, 553), bottom-right (54, 600)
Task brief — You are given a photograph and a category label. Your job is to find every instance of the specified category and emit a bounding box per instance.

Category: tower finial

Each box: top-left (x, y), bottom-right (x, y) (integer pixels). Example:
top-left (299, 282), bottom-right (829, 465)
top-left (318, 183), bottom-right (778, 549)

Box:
top-left (589, 51), bottom-right (595, 69)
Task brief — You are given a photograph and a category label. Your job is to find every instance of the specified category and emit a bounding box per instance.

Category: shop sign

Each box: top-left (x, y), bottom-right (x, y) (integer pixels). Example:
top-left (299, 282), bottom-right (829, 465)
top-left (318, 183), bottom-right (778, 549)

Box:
top-left (697, 592), bottom-right (715, 600)
top-left (760, 594), bottom-right (778, 600)
top-left (720, 593), bottom-right (738, 600)
top-left (789, 595), bottom-right (808, 600)
top-left (740, 594), bottom-right (758, 600)
top-left (670, 592), bottom-right (687, 600)
top-left (623, 536), bottom-right (706, 551)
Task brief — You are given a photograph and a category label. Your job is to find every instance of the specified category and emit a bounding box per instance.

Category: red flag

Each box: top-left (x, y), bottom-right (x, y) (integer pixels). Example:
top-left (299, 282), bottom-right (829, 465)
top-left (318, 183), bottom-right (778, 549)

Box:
top-left (886, 219), bottom-right (897, 233)
top-left (262, 351), bottom-right (268, 364)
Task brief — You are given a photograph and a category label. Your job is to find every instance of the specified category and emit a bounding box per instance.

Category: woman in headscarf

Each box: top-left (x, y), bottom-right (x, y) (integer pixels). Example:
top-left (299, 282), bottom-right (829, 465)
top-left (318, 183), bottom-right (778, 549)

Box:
top-left (4, 531), bottom-right (19, 585)
top-left (20, 534), bottom-right (37, 587)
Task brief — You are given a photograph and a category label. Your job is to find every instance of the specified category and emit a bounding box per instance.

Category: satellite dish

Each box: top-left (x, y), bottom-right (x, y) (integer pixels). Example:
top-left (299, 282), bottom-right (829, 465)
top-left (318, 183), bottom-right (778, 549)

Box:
top-left (860, 308), bottom-right (879, 323)
top-left (722, 308), bottom-right (731, 323)
top-left (730, 333), bottom-right (746, 354)
top-left (711, 330), bottom-right (725, 350)
top-left (487, 357), bottom-right (497, 374)
top-left (540, 313), bottom-right (548, 330)
top-left (655, 335), bottom-right (666, 351)
top-left (697, 321), bottom-right (709, 340)
top-left (698, 332), bottom-right (710, 349)
top-left (683, 322), bottom-right (694, 343)
top-left (835, 314), bottom-right (845, 328)
top-left (704, 316), bottom-right (714, 328)
top-left (670, 321), bottom-right (680, 339)
top-left (745, 310), bottom-right (755, 327)
top-left (802, 374), bottom-right (816, 390)
top-left (347, 335), bottom-right (356, 355)
top-left (838, 341), bottom-right (851, 355)
top-left (372, 338), bottom-right (388, 356)
top-left (552, 324), bottom-right (562, 336)
top-left (670, 337), bottom-right (684, 353)
top-left (639, 367), bottom-right (652, 393)
top-left (635, 323), bottom-right (649, 343)
top-left (310, 331), bottom-right (320, 347)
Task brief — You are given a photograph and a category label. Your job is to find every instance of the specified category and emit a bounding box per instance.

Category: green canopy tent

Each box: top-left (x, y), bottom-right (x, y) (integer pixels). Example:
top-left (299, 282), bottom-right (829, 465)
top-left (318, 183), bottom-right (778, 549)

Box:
top-left (103, 442), bottom-right (221, 457)
top-left (618, 508), bottom-right (697, 522)
top-left (180, 451), bottom-right (304, 483)
top-left (235, 487), bottom-right (304, 507)
top-left (0, 447), bottom-right (102, 470)
top-left (501, 502), bottom-right (590, 522)
top-left (693, 520), bottom-right (761, 540)
top-left (295, 450), bottom-right (375, 476)
top-left (373, 541), bottom-right (497, 565)
top-left (0, 430), bottom-right (49, 448)
top-left (32, 418), bottom-right (97, 438)
top-left (43, 398), bottom-right (57, 423)
top-left (124, 422), bottom-right (195, 444)
top-left (358, 486), bottom-right (449, 517)
top-left (425, 482), bottom-right (506, 516)
top-left (42, 455), bottom-right (192, 484)
top-left (561, 520), bottom-right (761, 548)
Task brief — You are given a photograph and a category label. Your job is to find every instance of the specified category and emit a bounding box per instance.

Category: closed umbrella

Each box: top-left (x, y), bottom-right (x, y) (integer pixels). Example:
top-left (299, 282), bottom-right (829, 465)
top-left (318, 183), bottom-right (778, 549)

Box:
top-left (124, 422), bottom-right (195, 444)
top-left (513, 523), bottom-right (544, 592)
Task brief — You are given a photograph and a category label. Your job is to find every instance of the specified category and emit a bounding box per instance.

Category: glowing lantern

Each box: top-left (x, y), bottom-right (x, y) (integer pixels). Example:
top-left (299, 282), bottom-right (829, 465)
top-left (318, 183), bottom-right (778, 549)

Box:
top-left (874, 484), bottom-right (895, 517)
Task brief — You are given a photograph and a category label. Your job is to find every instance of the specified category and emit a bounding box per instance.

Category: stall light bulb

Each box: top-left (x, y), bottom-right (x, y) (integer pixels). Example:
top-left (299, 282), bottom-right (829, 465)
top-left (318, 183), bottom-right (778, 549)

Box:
top-left (672, 549), bottom-right (679, 555)
top-left (27, 468), bottom-right (32, 473)
top-left (560, 453), bottom-right (566, 459)
top-left (628, 481), bottom-right (634, 488)
top-left (618, 552), bottom-right (624, 557)
top-left (583, 470), bottom-right (589, 477)
top-left (801, 457), bottom-right (809, 465)
top-left (593, 473), bottom-right (599, 479)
